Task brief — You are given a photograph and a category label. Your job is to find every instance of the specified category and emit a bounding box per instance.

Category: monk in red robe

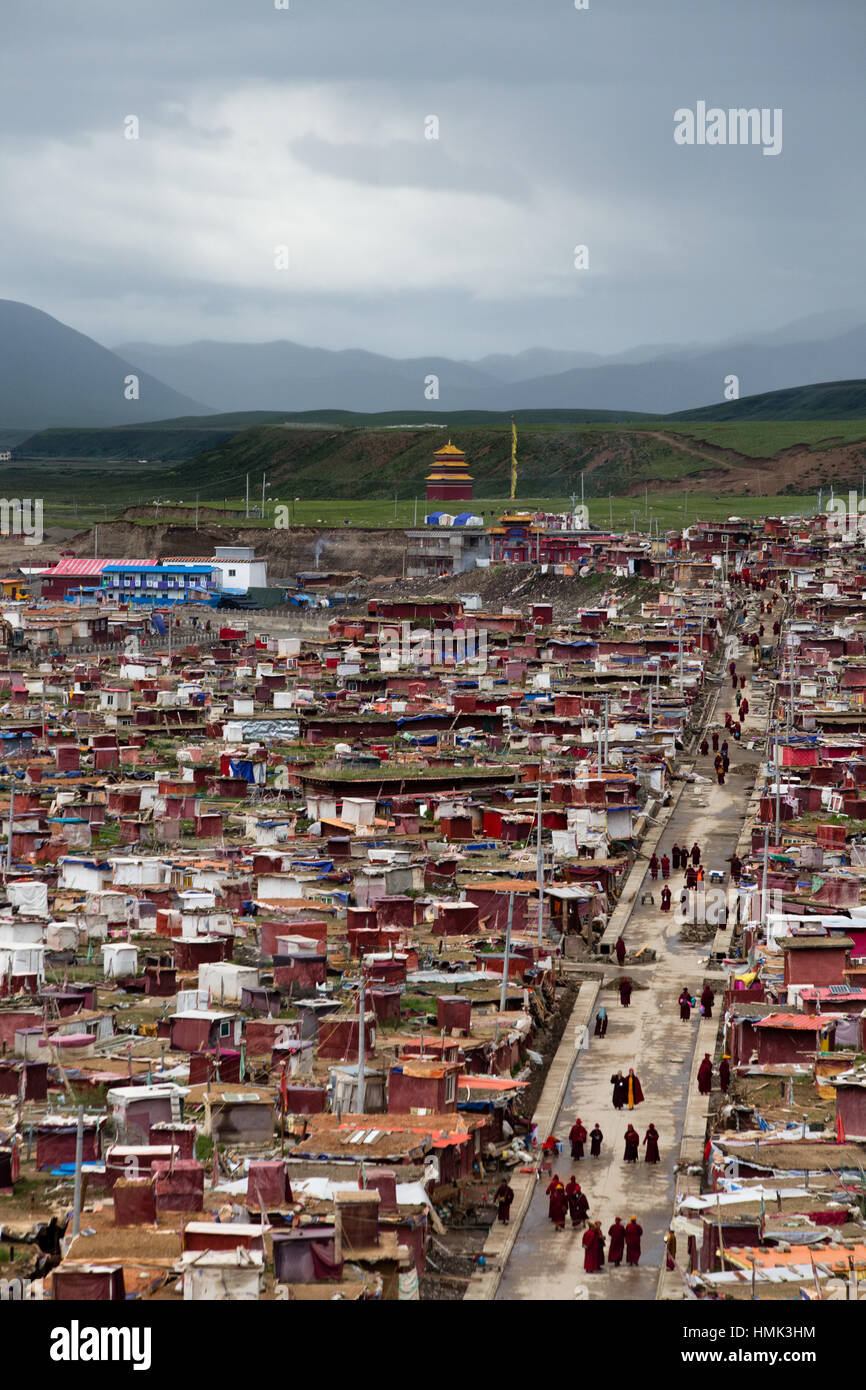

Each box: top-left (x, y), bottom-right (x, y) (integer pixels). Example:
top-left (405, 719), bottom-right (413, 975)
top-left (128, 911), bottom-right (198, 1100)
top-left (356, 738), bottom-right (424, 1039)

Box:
top-left (566, 1178), bottom-right (589, 1228)
top-left (648, 853), bottom-right (659, 881)
top-left (660, 854), bottom-right (670, 880)
top-left (700, 984), bottom-right (715, 1018)
top-left (593, 1221), bottom-right (606, 1267)
top-left (623, 1125), bottom-right (639, 1162)
top-left (697, 1053), bottom-right (713, 1094)
top-left (671, 844), bottom-right (682, 871)
top-left (610, 1072), bottom-right (628, 1109)
top-left (690, 842), bottom-right (701, 866)
top-left (569, 1119), bottom-right (587, 1159)
top-left (494, 1180), bottom-right (514, 1223)
top-left (607, 1217), bottom-right (625, 1266)
top-left (619, 976), bottom-right (632, 1007)
top-left (545, 1173), bottom-right (563, 1218)
top-left (582, 1223), bottom-right (602, 1272)
top-left (589, 1124), bottom-right (603, 1157)
top-left (643, 1123), bottom-right (660, 1163)
top-left (712, 731), bottom-right (719, 752)
top-left (678, 988), bottom-right (692, 1021)
top-left (615, 936), bottom-right (627, 966)
top-left (660, 885), bottom-right (672, 912)
top-left (665, 1228), bottom-right (677, 1270)
top-left (626, 1068), bottom-right (644, 1108)
top-left (719, 1056), bottom-right (731, 1093)
top-left (625, 1217), bottom-right (643, 1265)
top-left (699, 737), bottom-right (708, 756)
top-left (549, 1181), bottom-right (568, 1232)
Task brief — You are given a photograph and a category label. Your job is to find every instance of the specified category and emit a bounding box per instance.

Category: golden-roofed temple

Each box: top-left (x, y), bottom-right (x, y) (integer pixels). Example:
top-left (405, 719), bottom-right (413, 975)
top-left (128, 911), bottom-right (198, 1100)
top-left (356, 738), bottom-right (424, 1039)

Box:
top-left (425, 441), bottom-right (474, 502)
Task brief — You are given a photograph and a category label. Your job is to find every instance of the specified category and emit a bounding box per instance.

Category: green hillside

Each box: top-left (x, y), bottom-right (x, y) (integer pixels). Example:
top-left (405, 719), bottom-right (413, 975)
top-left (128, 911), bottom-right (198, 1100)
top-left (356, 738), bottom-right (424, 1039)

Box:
top-left (7, 380), bottom-right (866, 512)
top-left (669, 379), bottom-right (866, 422)
top-left (146, 422), bottom-right (720, 502)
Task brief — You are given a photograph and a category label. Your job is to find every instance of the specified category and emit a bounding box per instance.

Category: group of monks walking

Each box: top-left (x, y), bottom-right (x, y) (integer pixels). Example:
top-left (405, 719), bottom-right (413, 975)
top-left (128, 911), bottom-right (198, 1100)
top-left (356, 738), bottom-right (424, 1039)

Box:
top-left (544, 1173), bottom-right (589, 1232)
top-left (582, 1215), bottom-right (643, 1271)
top-left (650, 840), bottom-right (704, 911)
top-left (678, 983), bottom-right (714, 1020)
top-left (568, 1118), bottom-right (603, 1160)
top-left (697, 1051), bottom-right (731, 1095)
top-left (622, 1121), bottom-right (660, 1163)
top-left (610, 1068), bottom-right (643, 1109)
top-left (543, 1173), bottom-right (643, 1270)
top-left (649, 840), bottom-right (702, 879)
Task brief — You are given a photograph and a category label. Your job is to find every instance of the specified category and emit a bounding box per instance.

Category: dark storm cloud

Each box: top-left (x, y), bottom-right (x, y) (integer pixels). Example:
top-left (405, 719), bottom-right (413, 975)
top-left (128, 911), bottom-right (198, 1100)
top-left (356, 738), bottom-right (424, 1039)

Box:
top-left (1, 0), bottom-right (864, 356)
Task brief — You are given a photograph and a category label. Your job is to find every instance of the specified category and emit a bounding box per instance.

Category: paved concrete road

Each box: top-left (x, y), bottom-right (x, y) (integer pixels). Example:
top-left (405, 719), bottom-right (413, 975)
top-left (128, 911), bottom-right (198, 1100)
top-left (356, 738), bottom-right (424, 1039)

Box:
top-left (497, 645), bottom-right (768, 1301)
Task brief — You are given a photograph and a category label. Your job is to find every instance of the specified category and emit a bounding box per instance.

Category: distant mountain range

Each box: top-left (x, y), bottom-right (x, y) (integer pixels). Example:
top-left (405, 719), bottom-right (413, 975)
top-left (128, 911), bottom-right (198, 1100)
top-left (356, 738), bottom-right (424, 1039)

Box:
top-left (5, 298), bottom-right (866, 429)
top-left (118, 315), bottom-right (866, 417)
top-left (0, 300), bottom-right (209, 427)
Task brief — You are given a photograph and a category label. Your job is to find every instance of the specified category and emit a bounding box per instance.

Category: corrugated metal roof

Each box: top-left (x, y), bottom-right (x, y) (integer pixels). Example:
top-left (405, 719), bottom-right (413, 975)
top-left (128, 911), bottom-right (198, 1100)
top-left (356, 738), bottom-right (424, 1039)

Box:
top-left (754, 1012), bottom-right (836, 1030)
top-left (45, 559), bottom-right (124, 577)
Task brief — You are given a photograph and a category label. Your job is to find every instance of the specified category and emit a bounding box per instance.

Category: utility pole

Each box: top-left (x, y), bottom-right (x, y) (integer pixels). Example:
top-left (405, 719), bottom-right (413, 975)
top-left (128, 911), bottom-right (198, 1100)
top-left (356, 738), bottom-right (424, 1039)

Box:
top-left (774, 730), bottom-right (781, 842)
top-left (789, 628), bottom-right (795, 739)
top-left (413, 496), bottom-right (418, 526)
top-left (500, 893), bottom-right (514, 1014)
top-left (357, 977), bottom-right (366, 1113)
top-left (94, 525), bottom-right (98, 560)
top-left (72, 1106), bottom-right (84, 1236)
top-left (648, 685), bottom-right (653, 733)
top-left (6, 784), bottom-right (14, 874)
top-left (604, 693), bottom-right (609, 763)
top-left (246, 474), bottom-right (250, 519)
top-left (761, 826), bottom-right (770, 929)
top-left (261, 473), bottom-right (267, 520)
top-left (609, 494), bottom-right (612, 528)
top-left (195, 493), bottom-right (199, 531)
top-left (536, 776), bottom-right (544, 947)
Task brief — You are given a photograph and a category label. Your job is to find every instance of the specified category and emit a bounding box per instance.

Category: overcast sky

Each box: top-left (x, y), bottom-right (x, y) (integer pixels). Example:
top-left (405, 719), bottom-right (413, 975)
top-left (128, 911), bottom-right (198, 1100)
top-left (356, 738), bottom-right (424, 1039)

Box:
top-left (1, 0), bottom-right (863, 358)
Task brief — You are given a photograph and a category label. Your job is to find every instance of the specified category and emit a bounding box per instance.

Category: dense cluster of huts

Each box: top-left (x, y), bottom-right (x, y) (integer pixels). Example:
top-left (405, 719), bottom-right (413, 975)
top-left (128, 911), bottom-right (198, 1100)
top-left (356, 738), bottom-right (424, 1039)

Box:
top-left (1, 509), bottom-right (866, 1301)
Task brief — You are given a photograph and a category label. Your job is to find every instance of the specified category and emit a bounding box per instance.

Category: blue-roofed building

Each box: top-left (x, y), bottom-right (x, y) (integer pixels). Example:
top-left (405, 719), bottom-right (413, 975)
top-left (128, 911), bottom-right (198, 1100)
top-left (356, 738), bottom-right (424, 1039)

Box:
top-left (100, 562), bottom-right (220, 607)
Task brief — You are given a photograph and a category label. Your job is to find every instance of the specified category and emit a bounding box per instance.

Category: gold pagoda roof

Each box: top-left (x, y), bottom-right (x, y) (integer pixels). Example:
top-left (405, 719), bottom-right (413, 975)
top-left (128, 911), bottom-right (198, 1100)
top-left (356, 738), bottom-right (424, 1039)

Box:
top-left (427, 439), bottom-right (472, 482)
